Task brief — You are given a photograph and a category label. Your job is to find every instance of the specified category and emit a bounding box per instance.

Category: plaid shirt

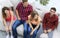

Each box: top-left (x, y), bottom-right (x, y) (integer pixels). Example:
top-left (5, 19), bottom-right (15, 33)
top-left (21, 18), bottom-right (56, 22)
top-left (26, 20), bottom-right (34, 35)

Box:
top-left (16, 2), bottom-right (33, 20)
top-left (43, 13), bottom-right (58, 30)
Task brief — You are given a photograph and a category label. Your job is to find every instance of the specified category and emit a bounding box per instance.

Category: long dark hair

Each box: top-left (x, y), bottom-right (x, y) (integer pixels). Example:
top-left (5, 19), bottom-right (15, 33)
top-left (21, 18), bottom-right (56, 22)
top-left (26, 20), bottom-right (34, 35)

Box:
top-left (30, 11), bottom-right (39, 21)
top-left (2, 7), bottom-right (10, 19)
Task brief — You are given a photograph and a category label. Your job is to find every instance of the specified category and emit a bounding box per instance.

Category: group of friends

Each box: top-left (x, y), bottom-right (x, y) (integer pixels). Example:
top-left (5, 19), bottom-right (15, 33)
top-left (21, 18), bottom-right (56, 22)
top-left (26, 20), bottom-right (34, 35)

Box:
top-left (2, 0), bottom-right (58, 38)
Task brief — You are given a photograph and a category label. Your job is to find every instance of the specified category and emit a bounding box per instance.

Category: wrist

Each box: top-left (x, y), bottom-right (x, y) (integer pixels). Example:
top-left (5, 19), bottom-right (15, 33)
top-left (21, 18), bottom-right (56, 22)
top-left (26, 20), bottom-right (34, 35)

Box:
top-left (32, 27), bottom-right (33, 29)
top-left (5, 25), bottom-right (8, 27)
top-left (18, 17), bottom-right (20, 19)
top-left (44, 30), bottom-right (47, 33)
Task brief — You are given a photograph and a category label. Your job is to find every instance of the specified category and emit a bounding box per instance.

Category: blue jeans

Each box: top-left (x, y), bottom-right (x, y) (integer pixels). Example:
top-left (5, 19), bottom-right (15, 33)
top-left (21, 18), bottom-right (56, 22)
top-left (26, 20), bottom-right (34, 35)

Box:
top-left (36, 25), bottom-right (43, 38)
top-left (36, 25), bottom-right (53, 38)
top-left (48, 31), bottom-right (53, 38)
top-left (24, 23), bottom-right (40, 38)
top-left (12, 20), bottom-right (27, 38)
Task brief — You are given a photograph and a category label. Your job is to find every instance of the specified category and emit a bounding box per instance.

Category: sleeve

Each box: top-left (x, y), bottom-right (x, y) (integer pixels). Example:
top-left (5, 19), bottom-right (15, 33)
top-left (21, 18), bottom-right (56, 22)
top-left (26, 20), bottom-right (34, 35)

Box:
top-left (28, 6), bottom-right (33, 14)
top-left (16, 3), bottom-right (21, 10)
top-left (43, 14), bottom-right (47, 30)
top-left (30, 6), bottom-right (33, 12)
top-left (51, 16), bottom-right (58, 30)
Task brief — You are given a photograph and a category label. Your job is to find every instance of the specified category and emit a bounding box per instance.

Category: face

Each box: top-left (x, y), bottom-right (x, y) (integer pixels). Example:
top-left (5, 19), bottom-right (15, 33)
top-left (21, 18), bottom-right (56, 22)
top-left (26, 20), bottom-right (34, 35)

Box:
top-left (50, 9), bottom-right (56, 15)
top-left (5, 10), bottom-right (10, 14)
top-left (23, 2), bottom-right (28, 7)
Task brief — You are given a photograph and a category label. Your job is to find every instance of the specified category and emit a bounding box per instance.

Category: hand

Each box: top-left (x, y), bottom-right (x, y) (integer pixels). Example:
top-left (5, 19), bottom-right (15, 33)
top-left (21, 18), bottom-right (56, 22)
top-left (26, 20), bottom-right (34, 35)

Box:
top-left (44, 30), bottom-right (47, 33)
top-left (26, 20), bottom-right (29, 23)
top-left (32, 28), bottom-right (34, 31)
top-left (47, 29), bottom-right (52, 32)
top-left (9, 26), bottom-right (12, 31)
top-left (18, 17), bottom-right (21, 20)
top-left (5, 26), bottom-right (9, 32)
top-left (28, 15), bottom-right (31, 20)
top-left (30, 31), bottom-right (34, 35)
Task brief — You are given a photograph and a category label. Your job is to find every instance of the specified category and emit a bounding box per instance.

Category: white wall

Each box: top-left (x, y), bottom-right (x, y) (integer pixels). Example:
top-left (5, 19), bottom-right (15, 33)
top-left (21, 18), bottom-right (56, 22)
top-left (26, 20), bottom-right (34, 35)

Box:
top-left (28, 0), bottom-right (60, 13)
top-left (28, 0), bottom-right (60, 22)
top-left (0, 0), bottom-right (13, 7)
top-left (45, 0), bottom-right (60, 13)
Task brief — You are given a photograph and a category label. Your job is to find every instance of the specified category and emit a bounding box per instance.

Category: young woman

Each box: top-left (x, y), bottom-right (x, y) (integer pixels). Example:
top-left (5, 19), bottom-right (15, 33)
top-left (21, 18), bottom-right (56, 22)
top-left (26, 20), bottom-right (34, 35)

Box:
top-left (2, 7), bottom-right (16, 38)
top-left (24, 11), bottom-right (42, 38)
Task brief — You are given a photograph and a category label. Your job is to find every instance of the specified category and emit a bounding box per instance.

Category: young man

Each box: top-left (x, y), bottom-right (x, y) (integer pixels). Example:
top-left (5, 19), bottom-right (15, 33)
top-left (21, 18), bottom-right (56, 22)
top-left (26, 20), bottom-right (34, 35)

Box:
top-left (12, 0), bottom-right (33, 38)
top-left (43, 7), bottom-right (58, 38)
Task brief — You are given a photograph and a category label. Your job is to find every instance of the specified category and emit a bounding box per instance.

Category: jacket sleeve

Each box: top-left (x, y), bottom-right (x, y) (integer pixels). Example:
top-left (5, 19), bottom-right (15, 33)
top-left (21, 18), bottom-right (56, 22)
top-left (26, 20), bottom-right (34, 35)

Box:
top-left (51, 16), bottom-right (58, 30)
top-left (43, 14), bottom-right (47, 30)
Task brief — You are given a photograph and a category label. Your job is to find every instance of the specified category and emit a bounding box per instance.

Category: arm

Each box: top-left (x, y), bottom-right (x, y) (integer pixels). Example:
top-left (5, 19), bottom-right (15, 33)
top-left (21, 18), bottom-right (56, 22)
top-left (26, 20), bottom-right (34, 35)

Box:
top-left (3, 17), bottom-right (8, 31)
top-left (28, 15), bottom-right (33, 30)
top-left (43, 14), bottom-right (47, 30)
top-left (16, 3), bottom-right (21, 20)
top-left (43, 14), bottom-right (47, 33)
top-left (2, 15), bottom-right (7, 27)
top-left (16, 10), bottom-right (21, 20)
top-left (30, 22), bottom-right (40, 35)
top-left (29, 6), bottom-right (33, 14)
top-left (3, 18), bottom-right (7, 27)
top-left (9, 10), bottom-right (14, 29)
top-left (29, 22), bottom-right (33, 30)
top-left (30, 24), bottom-right (40, 34)
top-left (51, 16), bottom-right (58, 30)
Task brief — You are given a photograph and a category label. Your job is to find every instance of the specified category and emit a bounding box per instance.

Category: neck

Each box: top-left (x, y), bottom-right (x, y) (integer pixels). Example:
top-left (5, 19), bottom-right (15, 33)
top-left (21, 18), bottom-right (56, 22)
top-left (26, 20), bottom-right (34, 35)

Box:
top-left (50, 13), bottom-right (54, 17)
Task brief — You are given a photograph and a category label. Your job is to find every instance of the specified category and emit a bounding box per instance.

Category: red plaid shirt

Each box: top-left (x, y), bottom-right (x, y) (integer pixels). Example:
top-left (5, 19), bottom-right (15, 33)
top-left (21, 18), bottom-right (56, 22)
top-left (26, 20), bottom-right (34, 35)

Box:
top-left (43, 13), bottom-right (58, 30)
top-left (16, 2), bottom-right (33, 20)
